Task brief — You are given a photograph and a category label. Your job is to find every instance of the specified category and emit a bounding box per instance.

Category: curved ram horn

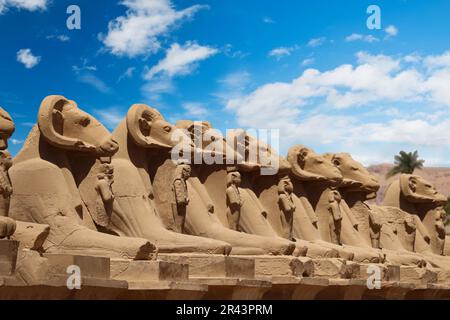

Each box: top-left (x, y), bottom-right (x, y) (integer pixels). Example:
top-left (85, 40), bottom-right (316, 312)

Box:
top-left (126, 103), bottom-right (172, 148)
top-left (38, 95), bottom-right (96, 152)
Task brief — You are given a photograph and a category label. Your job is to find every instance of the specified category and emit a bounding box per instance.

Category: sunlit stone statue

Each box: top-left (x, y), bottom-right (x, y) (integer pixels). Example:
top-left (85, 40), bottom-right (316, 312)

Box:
top-left (226, 169), bottom-right (243, 231)
top-left (383, 174), bottom-right (448, 256)
top-left (278, 175), bottom-right (295, 240)
top-left (0, 107), bottom-right (16, 239)
top-left (227, 130), bottom-right (340, 258)
top-left (171, 162), bottom-right (192, 233)
top-left (9, 95), bottom-right (154, 259)
top-left (109, 104), bottom-right (231, 254)
top-left (287, 145), bottom-right (384, 263)
top-left (325, 153), bottom-right (428, 267)
top-left (149, 120), bottom-right (295, 255)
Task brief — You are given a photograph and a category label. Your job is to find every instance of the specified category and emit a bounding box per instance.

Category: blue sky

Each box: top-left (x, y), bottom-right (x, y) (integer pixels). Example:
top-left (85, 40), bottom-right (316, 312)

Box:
top-left (1, 0), bottom-right (450, 166)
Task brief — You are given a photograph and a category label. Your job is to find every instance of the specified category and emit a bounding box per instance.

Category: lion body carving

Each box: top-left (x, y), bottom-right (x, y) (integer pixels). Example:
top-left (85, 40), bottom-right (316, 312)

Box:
top-left (8, 96), bottom-right (154, 259)
top-left (286, 145), bottom-right (385, 263)
top-left (383, 174), bottom-right (448, 256)
top-left (149, 121), bottom-right (295, 256)
top-left (108, 104), bottom-right (232, 254)
top-left (326, 153), bottom-right (430, 267)
top-left (0, 107), bottom-right (16, 239)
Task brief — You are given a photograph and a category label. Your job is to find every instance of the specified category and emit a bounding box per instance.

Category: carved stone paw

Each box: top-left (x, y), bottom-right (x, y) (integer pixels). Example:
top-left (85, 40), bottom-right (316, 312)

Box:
top-left (0, 216), bottom-right (16, 239)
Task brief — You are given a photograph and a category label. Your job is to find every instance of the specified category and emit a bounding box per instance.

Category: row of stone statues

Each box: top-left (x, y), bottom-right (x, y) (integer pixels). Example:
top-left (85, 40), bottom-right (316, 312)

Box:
top-left (0, 95), bottom-right (448, 275)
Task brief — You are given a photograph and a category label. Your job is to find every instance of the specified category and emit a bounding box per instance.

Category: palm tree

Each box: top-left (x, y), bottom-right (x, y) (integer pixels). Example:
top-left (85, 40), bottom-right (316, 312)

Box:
top-left (386, 150), bottom-right (425, 178)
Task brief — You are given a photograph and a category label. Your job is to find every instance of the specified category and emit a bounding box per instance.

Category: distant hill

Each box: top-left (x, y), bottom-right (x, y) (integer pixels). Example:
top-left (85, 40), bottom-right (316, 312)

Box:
top-left (367, 164), bottom-right (450, 204)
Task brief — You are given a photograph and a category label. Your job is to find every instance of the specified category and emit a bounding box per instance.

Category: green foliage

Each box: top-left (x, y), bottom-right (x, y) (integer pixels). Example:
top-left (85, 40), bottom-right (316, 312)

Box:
top-left (386, 150), bottom-right (425, 179)
top-left (445, 197), bottom-right (450, 226)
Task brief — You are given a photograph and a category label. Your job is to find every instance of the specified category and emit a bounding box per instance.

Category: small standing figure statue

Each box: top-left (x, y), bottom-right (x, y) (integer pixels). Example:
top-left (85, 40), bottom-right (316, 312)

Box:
top-left (171, 162), bottom-right (192, 233)
top-left (328, 190), bottom-right (343, 245)
top-left (0, 107), bottom-right (16, 239)
top-left (93, 162), bottom-right (115, 229)
top-left (226, 169), bottom-right (243, 231)
top-left (404, 215), bottom-right (417, 252)
top-left (278, 175), bottom-right (295, 240)
top-left (435, 208), bottom-right (446, 254)
top-left (368, 210), bottom-right (382, 249)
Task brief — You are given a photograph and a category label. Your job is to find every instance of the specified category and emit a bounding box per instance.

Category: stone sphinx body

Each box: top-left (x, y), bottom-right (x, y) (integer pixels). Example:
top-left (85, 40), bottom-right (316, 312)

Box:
top-left (150, 120), bottom-right (295, 255)
top-left (108, 104), bottom-right (231, 254)
top-left (0, 107), bottom-right (16, 239)
top-left (9, 95), bottom-right (154, 259)
top-left (383, 174), bottom-right (448, 256)
top-left (226, 130), bottom-right (340, 258)
top-left (326, 153), bottom-right (428, 267)
top-left (286, 145), bottom-right (385, 263)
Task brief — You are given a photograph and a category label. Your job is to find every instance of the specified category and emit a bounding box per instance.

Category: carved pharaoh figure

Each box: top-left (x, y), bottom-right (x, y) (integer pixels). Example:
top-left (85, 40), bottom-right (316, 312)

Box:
top-left (327, 190), bottom-right (343, 245)
top-left (277, 175), bottom-right (295, 240)
top-left (0, 107), bottom-right (16, 239)
top-left (9, 95), bottom-right (154, 259)
top-left (171, 162), bottom-right (191, 233)
top-left (226, 169), bottom-right (243, 231)
top-left (79, 160), bottom-right (116, 233)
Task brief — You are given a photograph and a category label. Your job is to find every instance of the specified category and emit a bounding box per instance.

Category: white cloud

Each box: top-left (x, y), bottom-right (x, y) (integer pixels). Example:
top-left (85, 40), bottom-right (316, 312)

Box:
top-left (424, 51), bottom-right (450, 70)
top-left (46, 34), bottom-right (70, 42)
top-left (141, 76), bottom-right (175, 100)
top-left (16, 49), bottom-right (40, 69)
top-left (10, 138), bottom-right (24, 145)
top-left (0, 0), bottom-right (48, 14)
top-left (72, 65), bottom-right (97, 72)
top-left (307, 37), bottom-right (326, 48)
top-left (101, 0), bottom-right (207, 57)
top-left (144, 42), bottom-right (218, 79)
top-left (345, 33), bottom-right (379, 43)
top-left (93, 108), bottom-right (125, 129)
top-left (213, 71), bottom-right (251, 103)
top-left (268, 47), bottom-right (293, 60)
top-left (118, 66), bottom-right (136, 81)
top-left (385, 25), bottom-right (399, 38)
top-left (404, 53), bottom-right (422, 64)
top-left (263, 16), bottom-right (274, 24)
top-left (224, 51), bottom-right (450, 164)
top-left (72, 59), bottom-right (97, 72)
top-left (77, 73), bottom-right (110, 93)
top-left (218, 71), bottom-right (251, 88)
top-left (183, 102), bottom-right (209, 117)
top-left (345, 26), bottom-right (398, 44)
top-left (302, 58), bottom-right (315, 66)
top-left (72, 61), bottom-right (109, 93)
top-left (223, 44), bottom-right (249, 59)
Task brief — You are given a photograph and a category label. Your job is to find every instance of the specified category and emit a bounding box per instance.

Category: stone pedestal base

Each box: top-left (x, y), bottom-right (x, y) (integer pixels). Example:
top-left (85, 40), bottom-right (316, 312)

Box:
top-left (312, 258), bottom-right (355, 279)
top-left (158, 254), bottom-right (255, 279)
top-left (111, 259), bottom-right (188, 281)
top-left (44, 254), bottom-right (110, 279)
top-left (399, 266), bottom-right (438, 284)
top-left (237, 256), bottom-right (313, 278)
top-left (199, 278), bottom-right (271, 300)
top-left (357, 263), bottom-right (397, 282)
top-left (291, 278), bottom-right (330, 300)
top-left (0, 240), bottom-right (19, 276)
